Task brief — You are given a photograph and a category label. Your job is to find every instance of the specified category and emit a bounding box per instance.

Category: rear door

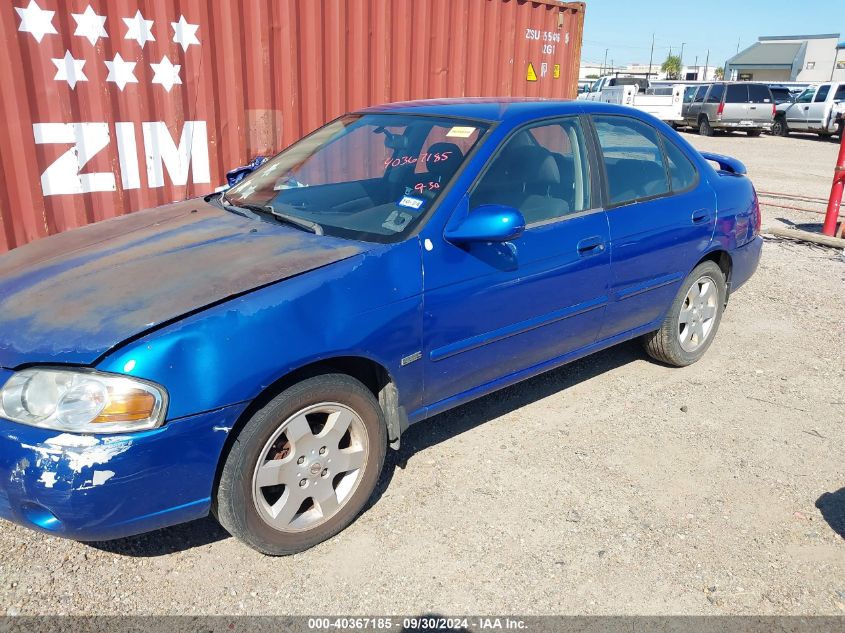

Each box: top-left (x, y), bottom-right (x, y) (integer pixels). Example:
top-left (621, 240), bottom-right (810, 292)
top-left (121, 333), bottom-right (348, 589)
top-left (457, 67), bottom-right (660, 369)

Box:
top-left (590, 114), bottom-right (716, 338)
top-left (746, 84), bottom-right (774, 126)
top-left (722, 84), bottom-right (749, 125)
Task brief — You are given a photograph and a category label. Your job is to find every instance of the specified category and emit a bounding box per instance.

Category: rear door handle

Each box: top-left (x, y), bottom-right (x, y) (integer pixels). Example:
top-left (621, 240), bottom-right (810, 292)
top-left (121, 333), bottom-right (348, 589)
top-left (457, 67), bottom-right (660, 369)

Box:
top-left (577, 236), bottom-right (605, 256)
top-left (692, 210), bottom-right (712, 224)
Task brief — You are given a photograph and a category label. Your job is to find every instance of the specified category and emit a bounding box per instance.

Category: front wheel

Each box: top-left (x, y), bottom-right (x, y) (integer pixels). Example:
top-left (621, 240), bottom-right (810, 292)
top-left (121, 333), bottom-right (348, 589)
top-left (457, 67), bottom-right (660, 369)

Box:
top-left (642, 261), bottom-right (727, 367)
top-left (215, 374), bottom-right (387, 555)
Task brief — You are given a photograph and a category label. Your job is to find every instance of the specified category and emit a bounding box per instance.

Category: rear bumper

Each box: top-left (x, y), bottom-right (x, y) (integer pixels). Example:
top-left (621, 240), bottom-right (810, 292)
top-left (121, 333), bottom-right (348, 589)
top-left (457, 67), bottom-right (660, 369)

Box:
top-left (0, 402), bottom-right (247, 541)
top-left (730, 235), bottom-right (763, 295)
top-left (713, 120), bottom-right (773, 130)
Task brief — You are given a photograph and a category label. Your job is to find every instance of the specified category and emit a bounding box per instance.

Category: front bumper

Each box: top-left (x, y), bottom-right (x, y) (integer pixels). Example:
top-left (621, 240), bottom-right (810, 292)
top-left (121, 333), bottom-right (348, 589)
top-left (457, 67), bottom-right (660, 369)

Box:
top-left (0, 401), bottom-right (248, 541)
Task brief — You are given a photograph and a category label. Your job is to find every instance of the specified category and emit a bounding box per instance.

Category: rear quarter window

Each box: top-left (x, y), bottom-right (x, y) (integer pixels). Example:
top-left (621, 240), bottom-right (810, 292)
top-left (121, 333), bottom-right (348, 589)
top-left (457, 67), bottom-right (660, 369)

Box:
top-left (706, 84), bottom-right (725, 103)
top-left (747, 84), bottom-right (772, 103)
top-left (661, 136), bottom-right (698, 192)
top-left (725, 84), bottom-right (749, 103)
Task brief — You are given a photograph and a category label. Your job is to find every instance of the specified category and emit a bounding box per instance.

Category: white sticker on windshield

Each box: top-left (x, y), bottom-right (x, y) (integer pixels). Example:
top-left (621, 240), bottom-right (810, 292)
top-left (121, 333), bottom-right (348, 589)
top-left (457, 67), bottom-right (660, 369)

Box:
top-left (446, 126), bottom-right (476, 138)
top-left (398, 195), bottom-right (425, 210)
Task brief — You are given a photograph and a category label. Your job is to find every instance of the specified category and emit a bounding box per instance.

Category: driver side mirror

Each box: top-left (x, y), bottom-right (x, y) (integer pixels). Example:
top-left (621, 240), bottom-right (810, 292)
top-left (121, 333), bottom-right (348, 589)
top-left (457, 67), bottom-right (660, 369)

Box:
top-left (445, 205), bottom-right (525, 244)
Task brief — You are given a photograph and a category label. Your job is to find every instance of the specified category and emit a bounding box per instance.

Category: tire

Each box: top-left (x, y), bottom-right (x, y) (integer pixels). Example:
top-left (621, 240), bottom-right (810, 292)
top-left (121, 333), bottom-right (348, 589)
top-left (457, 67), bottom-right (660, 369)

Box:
top-left (642, 261), bottom-right (727, 367)
top-left (746, 129), bottom-right (762, 137)
top-left (215, 374), bottom-right (387, 555)
top-left (698, 116), bottom-right (714, 137)
top-left (772, 116), bottom-right (789, 137)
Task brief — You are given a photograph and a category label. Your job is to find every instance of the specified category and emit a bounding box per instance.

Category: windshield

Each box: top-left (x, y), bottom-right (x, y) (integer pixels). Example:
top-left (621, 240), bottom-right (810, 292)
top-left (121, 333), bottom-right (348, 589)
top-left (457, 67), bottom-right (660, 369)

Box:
top-left (225, 113), bottom-right (489, 243)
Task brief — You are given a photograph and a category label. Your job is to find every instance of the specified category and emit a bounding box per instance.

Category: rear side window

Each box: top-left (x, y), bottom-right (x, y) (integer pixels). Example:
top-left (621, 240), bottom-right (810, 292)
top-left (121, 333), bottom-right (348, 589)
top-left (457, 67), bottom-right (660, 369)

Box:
top-left (814, 85), bottom-right (831, 102)
top-left (693, 86), bottom-right (708, 103)
top-left (706, 84), bottom-right (725, 103)
top-left (725, 84), bottom-right (749, 103)
top-left (747, 84), bottom-right (772, 103)
top-left (593, 115), bottom-right (669, 206)
top-left (835, 85), bottom-right (845, 100)
top-left (661, 136), bottom-right (698, 192)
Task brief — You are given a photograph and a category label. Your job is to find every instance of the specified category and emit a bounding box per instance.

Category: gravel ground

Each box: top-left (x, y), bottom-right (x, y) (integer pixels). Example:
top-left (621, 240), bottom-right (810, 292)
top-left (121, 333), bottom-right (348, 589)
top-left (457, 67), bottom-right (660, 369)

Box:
top-left (0, 132), bottom-right (843, 617)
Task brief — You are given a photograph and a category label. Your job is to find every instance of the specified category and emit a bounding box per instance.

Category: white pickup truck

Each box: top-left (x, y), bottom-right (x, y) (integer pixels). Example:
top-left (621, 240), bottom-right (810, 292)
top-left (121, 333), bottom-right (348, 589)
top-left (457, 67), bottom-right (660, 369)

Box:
top-left (588, 84), bottom-right (686, 125)
top-left (577, 75), bottom-right (649, 102)
top-left (772, 81), bottom-right (845, 138)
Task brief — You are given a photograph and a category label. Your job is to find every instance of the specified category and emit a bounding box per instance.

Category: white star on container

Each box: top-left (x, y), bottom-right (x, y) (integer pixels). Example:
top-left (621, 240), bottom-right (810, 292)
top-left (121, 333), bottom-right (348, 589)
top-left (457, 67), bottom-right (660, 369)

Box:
top-left (150, 55), bottom-right (182, 92)
top-left (122, 10), bottom-right (154, 48)
top-left (15, 0), bottom-right (57, 43)
top-left (104, 53), bottom-right (138, 91)
top-left (51, 50), bottom-right (87, 89)
top-left (72, 5), bottom-right (107, 45)
top-left (171, 15), bottom-right (199, 52)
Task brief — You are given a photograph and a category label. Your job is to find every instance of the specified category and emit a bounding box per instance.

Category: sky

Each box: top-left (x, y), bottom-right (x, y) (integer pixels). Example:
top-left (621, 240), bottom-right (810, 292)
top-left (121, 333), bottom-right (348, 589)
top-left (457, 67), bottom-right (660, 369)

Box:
top-left (581, 0), bottom-right (844, 72)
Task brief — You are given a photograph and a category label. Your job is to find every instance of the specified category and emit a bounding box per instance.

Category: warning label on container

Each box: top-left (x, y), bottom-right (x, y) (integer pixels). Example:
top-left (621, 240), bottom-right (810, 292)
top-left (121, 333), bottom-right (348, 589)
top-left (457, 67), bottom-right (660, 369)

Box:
top-left (553, 64), bottom-right (561, 79)
top-left (526, 63), bottom-right (538, 81)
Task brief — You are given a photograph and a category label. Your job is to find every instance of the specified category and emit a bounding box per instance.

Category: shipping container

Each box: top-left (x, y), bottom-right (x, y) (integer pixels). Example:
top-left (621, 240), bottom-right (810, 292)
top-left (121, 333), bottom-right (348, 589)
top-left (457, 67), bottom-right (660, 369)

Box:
top-left (0, 0), bottom-right (585, 252)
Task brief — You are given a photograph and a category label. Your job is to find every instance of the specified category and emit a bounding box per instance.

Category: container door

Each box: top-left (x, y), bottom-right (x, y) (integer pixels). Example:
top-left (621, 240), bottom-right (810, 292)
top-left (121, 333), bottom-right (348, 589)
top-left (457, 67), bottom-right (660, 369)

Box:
top-left (421, 118), bottom-right (610, 409)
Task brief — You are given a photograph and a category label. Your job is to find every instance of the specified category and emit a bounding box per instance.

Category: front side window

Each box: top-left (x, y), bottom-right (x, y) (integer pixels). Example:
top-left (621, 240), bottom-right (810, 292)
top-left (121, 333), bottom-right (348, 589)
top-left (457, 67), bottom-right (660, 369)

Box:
top-left (795, 88), bottom-right (816, 103)
top-left (834, 85), bottom-right (845, 100)
top-left (225, 114), bottom-right (489, 243)
top-left (593, 115), bottom-right (669, 206)
top-left (470, 118), bottom-right (592, 224)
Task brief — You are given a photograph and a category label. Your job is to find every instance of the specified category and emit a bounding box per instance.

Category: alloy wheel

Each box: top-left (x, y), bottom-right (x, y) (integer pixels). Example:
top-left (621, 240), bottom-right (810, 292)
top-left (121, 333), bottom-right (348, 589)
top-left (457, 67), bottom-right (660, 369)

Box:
top-left (678, 275), bottom-right (719, 352)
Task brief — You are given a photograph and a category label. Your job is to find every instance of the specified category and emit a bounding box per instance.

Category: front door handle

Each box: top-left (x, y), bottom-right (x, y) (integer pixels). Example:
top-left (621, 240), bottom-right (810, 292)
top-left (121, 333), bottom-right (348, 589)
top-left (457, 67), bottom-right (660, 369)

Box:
top-left (692, 210), bottom-right (712, 224)
top-left (577, 236), bottom-right (606, 256)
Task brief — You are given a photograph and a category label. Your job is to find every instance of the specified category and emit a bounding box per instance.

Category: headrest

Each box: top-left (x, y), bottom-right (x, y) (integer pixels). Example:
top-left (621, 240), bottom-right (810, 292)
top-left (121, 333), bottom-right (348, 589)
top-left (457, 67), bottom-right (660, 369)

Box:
top-left (506, 146), bottom-right (561, 185)
top-left (426, 142), bottom-right (464, 176)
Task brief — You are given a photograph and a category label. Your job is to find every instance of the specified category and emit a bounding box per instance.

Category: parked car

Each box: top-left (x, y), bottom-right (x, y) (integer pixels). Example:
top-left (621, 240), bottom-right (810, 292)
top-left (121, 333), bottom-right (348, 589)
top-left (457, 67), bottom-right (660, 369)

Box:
top-left (682, 82), bottom-right (775, 136)
top-left (0, 99), bottom-right (763, 555)
top-left (772, 82), bottom-right (845, 138)
top-left (767, 85), bottom-right (795, 105)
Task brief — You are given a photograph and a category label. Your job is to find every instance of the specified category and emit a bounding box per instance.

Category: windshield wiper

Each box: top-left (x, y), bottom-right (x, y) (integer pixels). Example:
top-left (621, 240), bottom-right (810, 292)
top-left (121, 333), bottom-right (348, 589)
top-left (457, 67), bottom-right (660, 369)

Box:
top-left (220, 194), bottom-right (323, 235)
top-left (267, 207), bottom-right (324, 235)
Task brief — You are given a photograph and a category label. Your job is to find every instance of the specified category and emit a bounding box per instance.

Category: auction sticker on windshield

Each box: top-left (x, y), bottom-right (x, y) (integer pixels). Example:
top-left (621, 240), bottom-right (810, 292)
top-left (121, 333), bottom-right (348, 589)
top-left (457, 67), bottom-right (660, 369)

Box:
top-left (397, 195), bottom-right (425, 210)
top-left (446, 126), bottom-right (476, 138)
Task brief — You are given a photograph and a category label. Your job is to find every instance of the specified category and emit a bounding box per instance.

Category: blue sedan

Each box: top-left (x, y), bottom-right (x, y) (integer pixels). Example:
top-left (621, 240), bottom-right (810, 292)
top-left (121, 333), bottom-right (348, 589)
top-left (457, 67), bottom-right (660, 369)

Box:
top-left (0, 99), bottom-right (762, 554)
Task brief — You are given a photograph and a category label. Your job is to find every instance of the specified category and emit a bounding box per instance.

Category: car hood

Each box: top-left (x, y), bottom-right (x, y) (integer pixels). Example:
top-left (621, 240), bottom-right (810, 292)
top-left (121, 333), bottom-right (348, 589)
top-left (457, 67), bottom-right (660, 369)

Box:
top-left (0, 199), bottom-right (366, 368)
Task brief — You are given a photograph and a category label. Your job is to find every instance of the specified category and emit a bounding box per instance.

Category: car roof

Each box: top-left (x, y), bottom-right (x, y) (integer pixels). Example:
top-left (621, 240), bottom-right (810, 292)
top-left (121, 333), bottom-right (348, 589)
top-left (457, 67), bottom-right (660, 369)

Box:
top-left (357, 97), bottom-right (629, 124)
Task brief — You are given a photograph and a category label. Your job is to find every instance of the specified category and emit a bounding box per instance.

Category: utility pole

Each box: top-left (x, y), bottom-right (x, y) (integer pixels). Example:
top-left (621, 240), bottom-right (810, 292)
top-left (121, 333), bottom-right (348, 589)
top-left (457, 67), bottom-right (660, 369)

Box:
top-left (704, 49), bottom-right (710, 80)
top-left (647, 33), bottom-right (655, 79)
top-left (679, 42), bottom-right (686, 77)
top-left (602, 48), bottom-right (608, 75)
top-left (693, 54), bottom-right (698, 80)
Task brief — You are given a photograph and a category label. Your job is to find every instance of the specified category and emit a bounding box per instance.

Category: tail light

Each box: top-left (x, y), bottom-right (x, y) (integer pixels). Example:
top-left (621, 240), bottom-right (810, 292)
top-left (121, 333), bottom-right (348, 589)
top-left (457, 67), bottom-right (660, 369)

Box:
top-left (717, 101), bottom-right (725, 117)
top-left (752, 188), bottom-right (761, 236)
top-left (771, 103), bottom-right (776, 118)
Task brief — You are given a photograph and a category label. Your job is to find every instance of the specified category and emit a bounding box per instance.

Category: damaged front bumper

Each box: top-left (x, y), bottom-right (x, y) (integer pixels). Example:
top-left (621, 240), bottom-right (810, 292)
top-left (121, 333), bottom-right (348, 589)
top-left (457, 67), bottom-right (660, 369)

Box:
top-left (0, 401), bottom-right (248, 541)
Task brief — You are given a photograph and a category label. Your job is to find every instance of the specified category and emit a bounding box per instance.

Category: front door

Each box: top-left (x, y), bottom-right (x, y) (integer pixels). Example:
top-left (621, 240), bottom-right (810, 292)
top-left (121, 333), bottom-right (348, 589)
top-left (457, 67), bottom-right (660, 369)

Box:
top-left (421, 117), bottom-right (611, 410)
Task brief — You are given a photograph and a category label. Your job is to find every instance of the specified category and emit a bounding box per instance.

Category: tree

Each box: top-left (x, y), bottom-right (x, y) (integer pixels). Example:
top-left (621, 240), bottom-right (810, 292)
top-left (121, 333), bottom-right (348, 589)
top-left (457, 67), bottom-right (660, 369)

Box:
top-left (661, 54), bottom-right (682, 80)
top-left (714, 66), bottom-right (724, 80)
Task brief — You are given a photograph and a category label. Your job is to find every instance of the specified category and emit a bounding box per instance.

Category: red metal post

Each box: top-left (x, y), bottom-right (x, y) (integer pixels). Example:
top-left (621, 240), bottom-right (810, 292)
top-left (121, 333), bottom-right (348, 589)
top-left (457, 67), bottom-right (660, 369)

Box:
top-left (822, 131), bottom-right (845, 236)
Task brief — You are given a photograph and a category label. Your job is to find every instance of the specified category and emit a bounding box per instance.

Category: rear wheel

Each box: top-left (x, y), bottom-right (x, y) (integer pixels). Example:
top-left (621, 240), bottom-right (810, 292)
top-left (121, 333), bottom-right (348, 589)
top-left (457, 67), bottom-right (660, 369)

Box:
top-left (772, 116), bottom-right (789, 137)
top-left (698, 116), bottom-right (714, 137)
top-left (746, 129), bottom-right (762, 137)
top-left (215, 374), bottom-right (387, 555)
top-left (643, 261), bottom-right (727, 367)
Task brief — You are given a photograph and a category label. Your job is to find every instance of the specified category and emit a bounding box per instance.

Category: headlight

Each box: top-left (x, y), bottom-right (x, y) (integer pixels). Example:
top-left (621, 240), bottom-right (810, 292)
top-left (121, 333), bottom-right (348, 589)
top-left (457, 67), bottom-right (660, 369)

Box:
top-left (0, 368), bottom-right (167, 433)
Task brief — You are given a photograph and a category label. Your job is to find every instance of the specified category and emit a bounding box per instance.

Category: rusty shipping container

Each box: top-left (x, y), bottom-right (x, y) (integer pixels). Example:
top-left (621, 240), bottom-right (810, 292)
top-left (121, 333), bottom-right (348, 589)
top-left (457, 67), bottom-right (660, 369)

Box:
top-left (0, 0), bottom-right (585, 252)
